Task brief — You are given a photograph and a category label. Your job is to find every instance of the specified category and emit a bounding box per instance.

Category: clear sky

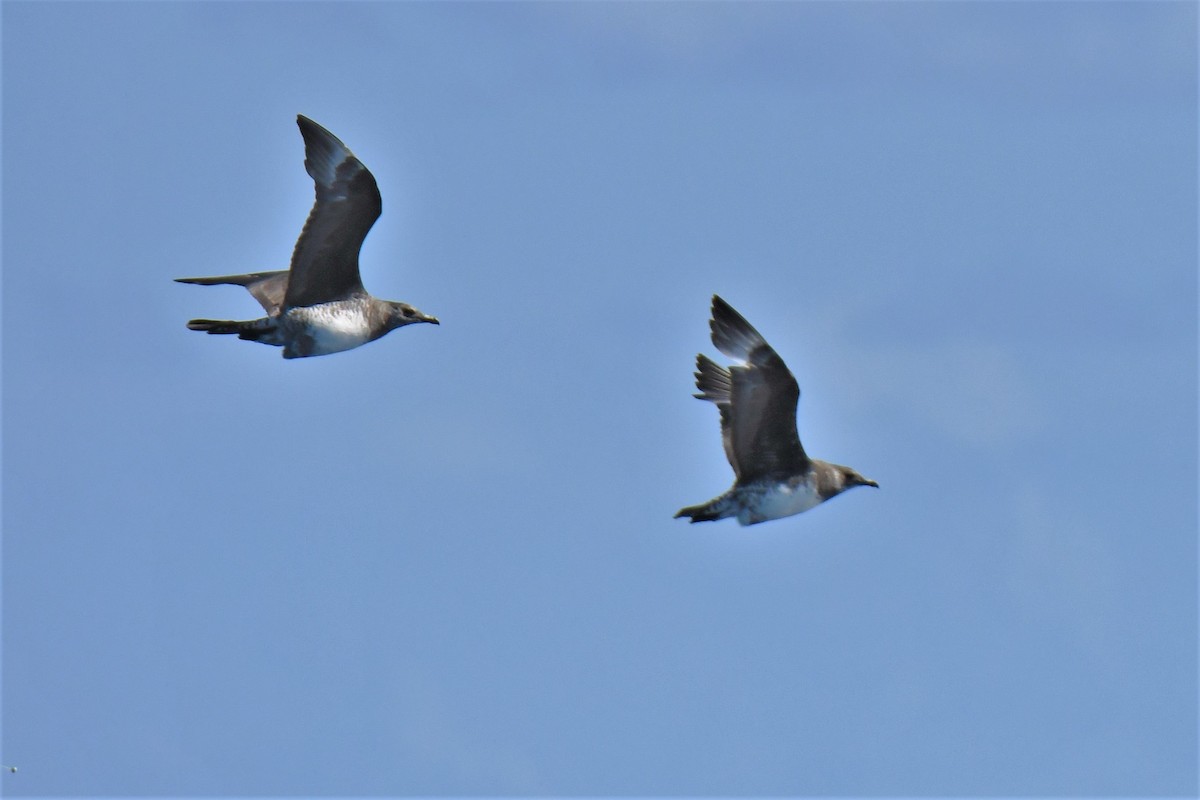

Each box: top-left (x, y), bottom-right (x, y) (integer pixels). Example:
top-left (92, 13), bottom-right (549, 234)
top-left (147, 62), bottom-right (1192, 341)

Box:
top-left (2, 1), bottom-right (1196, 796)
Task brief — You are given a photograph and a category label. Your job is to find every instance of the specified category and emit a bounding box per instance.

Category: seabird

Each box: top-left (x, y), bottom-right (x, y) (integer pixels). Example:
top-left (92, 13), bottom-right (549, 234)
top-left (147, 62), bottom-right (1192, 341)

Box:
top-left (675, 295), bottom-right (878, 525)
top-left (177, 115), bottom-right (438, 359)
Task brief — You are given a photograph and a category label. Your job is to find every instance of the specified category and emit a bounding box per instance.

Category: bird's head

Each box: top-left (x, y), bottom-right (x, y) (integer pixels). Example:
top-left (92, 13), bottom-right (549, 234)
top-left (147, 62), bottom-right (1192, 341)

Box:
top-left (838, 466), bottom-right (879, 491)
top-left (385, 301), bottom-right (440, 330)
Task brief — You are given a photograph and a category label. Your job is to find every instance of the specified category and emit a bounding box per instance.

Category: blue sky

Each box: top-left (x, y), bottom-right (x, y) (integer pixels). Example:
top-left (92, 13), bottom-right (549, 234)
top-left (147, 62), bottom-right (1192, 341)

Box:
top-left (2, 1), bottom-right (1196, 796)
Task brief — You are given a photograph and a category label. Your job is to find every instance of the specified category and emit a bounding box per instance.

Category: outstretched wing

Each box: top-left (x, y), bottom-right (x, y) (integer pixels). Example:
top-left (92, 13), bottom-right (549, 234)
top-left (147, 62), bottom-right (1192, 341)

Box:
top-left (175, 270), bottom-right (290, 316)
top-left (284, 115), bottom-right (378, 309)
top-left (705, 295), bottom-right (809, 480)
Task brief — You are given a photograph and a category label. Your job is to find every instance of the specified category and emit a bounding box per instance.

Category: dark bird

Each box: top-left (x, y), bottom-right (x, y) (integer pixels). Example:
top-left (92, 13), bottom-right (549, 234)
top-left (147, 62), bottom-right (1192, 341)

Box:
top-left (177, 115), bottom-right (438, 359)
top-left (676, 295), bottom-right (877, 525)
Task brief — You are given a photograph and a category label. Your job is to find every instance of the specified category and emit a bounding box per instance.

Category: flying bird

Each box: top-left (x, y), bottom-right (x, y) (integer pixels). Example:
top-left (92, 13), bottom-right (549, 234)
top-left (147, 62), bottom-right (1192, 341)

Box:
top-left (177, 115), bottom-right (438, 359)
top-left (675, 295), bottom-right (877, 525)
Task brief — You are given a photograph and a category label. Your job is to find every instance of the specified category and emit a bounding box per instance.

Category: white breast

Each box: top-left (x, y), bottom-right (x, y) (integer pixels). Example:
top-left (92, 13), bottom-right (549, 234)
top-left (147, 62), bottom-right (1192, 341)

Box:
top-left (289, 304), bottom-right (373, 356)
top-left (739, 480), bottom-right (824, 525)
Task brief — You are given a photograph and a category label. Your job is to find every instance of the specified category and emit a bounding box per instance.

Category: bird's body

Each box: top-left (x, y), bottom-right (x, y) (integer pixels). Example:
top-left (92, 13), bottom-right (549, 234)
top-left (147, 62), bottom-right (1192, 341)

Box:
top-left (676, 295), bottom-right (877, 526)
top-left (695, 474), bottom-right (825, 527)
top-left (186, 295), bottom-right (424, 359)
top-left (177, 115), bottom-right (437, 359)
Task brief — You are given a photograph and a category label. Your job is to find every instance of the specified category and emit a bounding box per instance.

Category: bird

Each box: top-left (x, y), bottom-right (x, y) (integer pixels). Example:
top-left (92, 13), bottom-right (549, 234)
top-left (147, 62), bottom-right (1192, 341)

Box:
top-left (177, 115), bottom-right (438, 359)
top-left (675, 295), bottom-right (877, 525)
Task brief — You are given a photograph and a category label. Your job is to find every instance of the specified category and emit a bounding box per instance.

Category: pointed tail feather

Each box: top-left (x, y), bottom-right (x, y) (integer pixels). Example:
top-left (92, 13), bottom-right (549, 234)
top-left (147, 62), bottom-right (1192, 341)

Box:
top-left (187, 319), bottom-right (239, 334)
top-left (674, 494), bottom-right (736, 523)
top-left (186, 318), bottom-right (275, 341)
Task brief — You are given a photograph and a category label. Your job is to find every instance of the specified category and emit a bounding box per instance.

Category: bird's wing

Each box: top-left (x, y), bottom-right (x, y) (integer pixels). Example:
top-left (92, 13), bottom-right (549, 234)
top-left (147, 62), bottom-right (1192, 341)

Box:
top-left (692, 354), bottom-right (739, 476)
top-left (283, 116), bottom-right (378, 309)
top-left (709, 295), bottom-right (809, 480)
top-left (175, 271), bottom-right (290, 316)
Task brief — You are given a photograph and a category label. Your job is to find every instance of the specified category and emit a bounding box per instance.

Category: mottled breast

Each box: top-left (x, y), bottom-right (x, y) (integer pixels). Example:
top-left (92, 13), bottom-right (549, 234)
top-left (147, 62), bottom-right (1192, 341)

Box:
top-left (283, 302), bottom-right (374, 358)
top-left (737, 478), bottom-right (824, 525)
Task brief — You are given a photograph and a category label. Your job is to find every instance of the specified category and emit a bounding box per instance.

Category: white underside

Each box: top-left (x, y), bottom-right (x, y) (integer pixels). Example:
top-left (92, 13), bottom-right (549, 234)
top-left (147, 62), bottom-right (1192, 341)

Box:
top-left (738, 480), bottom-right (824, 526)
top-left (287, 305), bottom-right (374, 356)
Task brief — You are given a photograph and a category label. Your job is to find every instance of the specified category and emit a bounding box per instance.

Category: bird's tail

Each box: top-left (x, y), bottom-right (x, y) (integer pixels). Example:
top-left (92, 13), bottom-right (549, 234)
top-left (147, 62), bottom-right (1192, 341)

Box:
top-left (186, 317), bottom-right (276, 341)
top-left (674, 492), bottom-right (738, 524)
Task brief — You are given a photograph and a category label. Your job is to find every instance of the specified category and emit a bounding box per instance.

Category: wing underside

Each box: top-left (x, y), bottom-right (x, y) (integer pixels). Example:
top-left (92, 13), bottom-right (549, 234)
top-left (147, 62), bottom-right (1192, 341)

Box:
top-left (284, 116), bottom-right (380, 309)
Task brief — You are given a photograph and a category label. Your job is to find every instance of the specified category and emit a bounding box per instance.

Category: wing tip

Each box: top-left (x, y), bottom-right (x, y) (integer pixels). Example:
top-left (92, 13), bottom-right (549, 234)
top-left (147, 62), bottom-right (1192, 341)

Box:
top-left (708, 296), bottom-right (767, 362)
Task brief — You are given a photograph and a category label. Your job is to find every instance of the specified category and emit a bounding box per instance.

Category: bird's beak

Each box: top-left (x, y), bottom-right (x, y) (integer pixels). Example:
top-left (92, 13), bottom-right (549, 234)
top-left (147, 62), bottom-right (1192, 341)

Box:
top-left (422, 315), bottom-right (440, 325)
top-left (862, 477), bottom-right (879, 488)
